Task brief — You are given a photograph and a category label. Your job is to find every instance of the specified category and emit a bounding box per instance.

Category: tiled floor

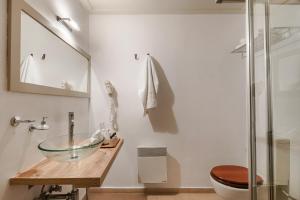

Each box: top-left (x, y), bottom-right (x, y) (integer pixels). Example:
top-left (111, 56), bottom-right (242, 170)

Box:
top-left (88, 192), bottom-right (223, 200)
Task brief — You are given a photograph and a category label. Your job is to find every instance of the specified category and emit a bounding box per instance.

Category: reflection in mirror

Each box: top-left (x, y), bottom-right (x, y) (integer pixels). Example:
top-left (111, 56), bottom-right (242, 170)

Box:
top-left (20, 11), bottom-right (89, 93)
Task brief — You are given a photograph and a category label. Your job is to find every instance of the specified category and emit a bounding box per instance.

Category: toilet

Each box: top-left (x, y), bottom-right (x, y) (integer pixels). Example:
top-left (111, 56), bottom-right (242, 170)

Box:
top-left (210, 165), bottom-right (263, 200)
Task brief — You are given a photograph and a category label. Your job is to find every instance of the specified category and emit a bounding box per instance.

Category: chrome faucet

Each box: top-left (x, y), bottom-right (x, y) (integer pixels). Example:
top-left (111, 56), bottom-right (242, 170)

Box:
top-left (68, 112), bottom-right (75, 147)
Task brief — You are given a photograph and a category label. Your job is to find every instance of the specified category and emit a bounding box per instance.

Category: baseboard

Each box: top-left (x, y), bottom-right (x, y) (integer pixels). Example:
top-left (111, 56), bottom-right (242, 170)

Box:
top-left (88, 187), bottom-right (215, 194)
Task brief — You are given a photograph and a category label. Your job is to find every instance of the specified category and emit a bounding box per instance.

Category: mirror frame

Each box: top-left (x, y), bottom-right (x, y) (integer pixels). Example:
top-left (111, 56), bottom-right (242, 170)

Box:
top-left (8, 0), bottom-right (91, 98)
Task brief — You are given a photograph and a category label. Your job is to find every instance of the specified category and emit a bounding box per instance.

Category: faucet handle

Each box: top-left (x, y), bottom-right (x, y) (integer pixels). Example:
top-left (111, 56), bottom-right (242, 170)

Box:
top-left (41, 116), bottom-right (48, 125)
top-left (29, 116), bottom-right (49, 132)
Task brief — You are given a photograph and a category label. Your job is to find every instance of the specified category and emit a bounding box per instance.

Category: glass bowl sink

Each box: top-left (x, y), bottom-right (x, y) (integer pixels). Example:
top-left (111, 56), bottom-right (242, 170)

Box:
top-left (38, 133), bottom-right (104, 162)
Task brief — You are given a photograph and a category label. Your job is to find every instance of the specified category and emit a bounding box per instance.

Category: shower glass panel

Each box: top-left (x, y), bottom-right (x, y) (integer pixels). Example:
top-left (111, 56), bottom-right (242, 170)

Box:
top-left (248, 0), bottom-right (300, 200)
top-left (269, 1), bottom-right (300, 200)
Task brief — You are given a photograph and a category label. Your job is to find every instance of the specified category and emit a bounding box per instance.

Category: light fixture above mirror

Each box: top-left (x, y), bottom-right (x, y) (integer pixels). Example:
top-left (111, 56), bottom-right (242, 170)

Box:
top-left (56, 15), bottom-right (80, 32)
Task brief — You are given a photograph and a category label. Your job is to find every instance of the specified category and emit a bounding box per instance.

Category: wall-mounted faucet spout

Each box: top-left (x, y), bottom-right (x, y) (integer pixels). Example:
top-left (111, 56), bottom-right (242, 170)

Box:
top-left (69, 112), bottom-right (75, 147)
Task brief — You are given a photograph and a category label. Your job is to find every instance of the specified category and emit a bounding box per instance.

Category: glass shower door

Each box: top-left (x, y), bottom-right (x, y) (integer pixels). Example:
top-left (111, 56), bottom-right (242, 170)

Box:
top-left (269, 2), bottom-right (300, 200)
top-left (248, 0), bottom-right (300, 200)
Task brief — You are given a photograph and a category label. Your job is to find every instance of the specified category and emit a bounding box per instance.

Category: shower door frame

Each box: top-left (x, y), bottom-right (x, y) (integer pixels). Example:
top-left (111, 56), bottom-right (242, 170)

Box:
top-left (247, 0), bottom-right (258, 199)
top-left (247, 0), bottom-right (275, 200)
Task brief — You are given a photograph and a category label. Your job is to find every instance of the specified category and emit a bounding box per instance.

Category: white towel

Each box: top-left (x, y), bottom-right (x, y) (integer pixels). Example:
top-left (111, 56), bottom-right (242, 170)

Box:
top-left (138, 54), bottom-right (159, 114)
top-left (20, 54), bottom-right (40, 84)
top-left (20, 54), bottom-right (33, 82)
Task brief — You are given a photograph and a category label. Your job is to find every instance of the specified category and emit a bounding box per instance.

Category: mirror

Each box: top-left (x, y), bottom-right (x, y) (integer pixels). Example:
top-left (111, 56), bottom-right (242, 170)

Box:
top-left (8, 0), bottom-right (90, 97)
top-left (20, 12), bottom-right (89, 93)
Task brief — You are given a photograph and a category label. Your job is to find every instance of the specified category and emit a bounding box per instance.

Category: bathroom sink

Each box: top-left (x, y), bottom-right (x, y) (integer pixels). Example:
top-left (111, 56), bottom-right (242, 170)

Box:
top-left (38, 133), bottom-right (104, 162)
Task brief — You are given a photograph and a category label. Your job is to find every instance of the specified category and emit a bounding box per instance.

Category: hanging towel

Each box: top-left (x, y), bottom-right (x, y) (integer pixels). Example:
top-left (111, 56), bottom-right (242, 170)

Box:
top-left (138, 54), bottom-right (159, 114)
top-left (20, 54), bottom-right (40, 84)
top-left (20, 54), bottom-right (33, 82)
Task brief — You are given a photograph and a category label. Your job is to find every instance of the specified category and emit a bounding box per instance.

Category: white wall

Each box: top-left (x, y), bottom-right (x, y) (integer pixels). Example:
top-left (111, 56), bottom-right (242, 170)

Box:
top-left (89, 14), bottom-right (247, 188)
top-left (0, 0), bottom-right (89, 199)
top-left (270, 5), bottom-right (300, 28)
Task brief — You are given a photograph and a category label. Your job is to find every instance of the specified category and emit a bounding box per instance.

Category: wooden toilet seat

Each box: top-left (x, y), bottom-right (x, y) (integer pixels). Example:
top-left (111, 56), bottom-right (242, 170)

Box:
top-left (210, 165), bottom-right (263, 189)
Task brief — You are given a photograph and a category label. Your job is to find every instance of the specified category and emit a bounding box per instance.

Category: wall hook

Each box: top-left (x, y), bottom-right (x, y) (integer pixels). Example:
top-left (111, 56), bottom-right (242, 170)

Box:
top-left (134, 53), bottom-right (139, 60)
top-left (135, 53), bottom-right (151, 60)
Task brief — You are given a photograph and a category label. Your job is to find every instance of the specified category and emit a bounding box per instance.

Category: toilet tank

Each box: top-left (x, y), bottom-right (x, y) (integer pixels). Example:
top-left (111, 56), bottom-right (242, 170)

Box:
top-left (137, 146), bottom-right (167, 183)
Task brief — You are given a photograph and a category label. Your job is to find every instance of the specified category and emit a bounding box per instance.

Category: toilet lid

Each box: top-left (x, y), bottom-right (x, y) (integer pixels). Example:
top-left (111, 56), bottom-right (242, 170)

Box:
top-left (210, 165), bottom-right (263, 189)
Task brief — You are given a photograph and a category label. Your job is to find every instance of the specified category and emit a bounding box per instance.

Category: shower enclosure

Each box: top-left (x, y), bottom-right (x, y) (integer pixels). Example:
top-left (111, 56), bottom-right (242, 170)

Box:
top-left (247, 0), bottom-right (300, 200)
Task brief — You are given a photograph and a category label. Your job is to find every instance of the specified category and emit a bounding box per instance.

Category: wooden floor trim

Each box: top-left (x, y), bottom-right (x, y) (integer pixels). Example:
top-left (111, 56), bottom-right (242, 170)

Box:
top-left (88, 187), bottom-right (215, 194)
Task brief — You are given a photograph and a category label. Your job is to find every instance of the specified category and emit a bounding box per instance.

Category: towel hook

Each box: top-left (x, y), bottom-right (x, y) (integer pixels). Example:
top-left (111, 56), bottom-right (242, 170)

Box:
top-left (134, 53), bottom-right (151, 61)
top-left (134, 53), bottom-right (139, 60)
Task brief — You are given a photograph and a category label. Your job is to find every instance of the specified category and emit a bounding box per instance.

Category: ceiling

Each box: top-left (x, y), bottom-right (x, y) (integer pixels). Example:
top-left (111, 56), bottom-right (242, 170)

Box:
top-left (79, 0), bottom-right (246, 14)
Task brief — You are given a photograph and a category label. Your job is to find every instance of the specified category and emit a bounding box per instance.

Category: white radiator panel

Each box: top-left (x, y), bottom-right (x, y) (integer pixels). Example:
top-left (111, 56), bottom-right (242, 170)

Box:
top-left (137, 146), bottom-right (167, 184)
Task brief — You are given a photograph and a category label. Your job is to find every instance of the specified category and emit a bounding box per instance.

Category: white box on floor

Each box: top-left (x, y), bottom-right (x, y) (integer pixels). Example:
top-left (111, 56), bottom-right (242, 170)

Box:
top-left (137, 146), bottom-right (167, 184)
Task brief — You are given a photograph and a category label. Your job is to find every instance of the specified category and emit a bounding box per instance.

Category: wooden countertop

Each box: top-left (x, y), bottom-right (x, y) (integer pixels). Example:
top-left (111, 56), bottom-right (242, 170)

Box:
top-left (10, 139), bottom-right (123, 188)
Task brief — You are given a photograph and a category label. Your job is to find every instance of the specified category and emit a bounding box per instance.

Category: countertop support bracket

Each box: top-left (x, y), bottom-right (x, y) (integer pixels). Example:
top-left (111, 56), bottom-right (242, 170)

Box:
top-left (34, 185), bottom-right (78, 200)
top-left (28, 185), bottom-right (34, 190)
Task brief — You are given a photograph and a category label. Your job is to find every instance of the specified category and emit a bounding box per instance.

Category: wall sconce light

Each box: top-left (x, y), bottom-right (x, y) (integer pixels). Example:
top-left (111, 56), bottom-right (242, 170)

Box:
top-left (56, 15), bottom-right (80, 32)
